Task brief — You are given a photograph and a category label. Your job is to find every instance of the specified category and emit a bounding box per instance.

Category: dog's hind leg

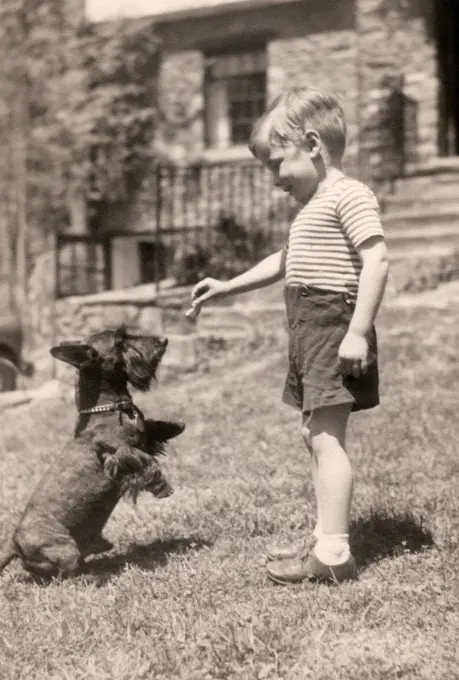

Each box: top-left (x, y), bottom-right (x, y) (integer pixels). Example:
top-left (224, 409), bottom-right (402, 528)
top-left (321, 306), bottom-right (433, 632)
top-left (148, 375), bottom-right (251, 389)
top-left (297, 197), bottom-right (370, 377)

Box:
top-left (31, 539), bottom-right (83, 578)
top-left (23, 543), bottom-right (83, 579)
top-left (16, 525), bottom-right (84, 579)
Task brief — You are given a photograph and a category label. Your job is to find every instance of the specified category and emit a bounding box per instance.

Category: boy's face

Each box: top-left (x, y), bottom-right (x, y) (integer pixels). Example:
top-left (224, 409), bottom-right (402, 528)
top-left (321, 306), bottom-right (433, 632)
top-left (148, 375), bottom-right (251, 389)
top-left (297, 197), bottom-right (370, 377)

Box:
top-left (266, 144), bottom-right (319, 205)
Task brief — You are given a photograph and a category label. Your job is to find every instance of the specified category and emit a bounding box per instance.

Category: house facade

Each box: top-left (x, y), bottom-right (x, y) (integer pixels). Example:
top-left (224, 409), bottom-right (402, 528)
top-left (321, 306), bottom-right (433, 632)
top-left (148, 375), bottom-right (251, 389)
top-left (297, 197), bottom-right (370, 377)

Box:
top-left (87, 0), bottom-right (455, 166)
top-left (80, 0), bottom-right (459, 291)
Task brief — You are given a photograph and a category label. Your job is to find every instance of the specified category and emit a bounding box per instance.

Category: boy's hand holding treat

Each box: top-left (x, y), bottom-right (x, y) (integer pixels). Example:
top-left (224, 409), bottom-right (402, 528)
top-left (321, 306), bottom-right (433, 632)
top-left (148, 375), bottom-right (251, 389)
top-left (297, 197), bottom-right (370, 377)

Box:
top-left (185, 304), bottom-right (201, 320)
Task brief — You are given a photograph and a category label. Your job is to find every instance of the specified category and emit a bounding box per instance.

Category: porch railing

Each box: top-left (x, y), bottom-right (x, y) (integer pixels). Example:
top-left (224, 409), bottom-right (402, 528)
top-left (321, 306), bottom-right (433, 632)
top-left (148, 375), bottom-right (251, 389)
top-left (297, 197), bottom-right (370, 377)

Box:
top-left (56, 161), bottom-right (297, 298)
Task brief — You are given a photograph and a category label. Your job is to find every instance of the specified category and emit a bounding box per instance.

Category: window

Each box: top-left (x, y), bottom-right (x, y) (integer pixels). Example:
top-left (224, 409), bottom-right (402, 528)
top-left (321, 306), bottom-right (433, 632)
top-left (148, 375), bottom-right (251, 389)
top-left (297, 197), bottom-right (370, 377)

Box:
top-left (56, 236), bottom-right (111, 297)
top-left (138, 241), bottom-right (168, 284)
top-left (205, 47), bottom-right (266, 149)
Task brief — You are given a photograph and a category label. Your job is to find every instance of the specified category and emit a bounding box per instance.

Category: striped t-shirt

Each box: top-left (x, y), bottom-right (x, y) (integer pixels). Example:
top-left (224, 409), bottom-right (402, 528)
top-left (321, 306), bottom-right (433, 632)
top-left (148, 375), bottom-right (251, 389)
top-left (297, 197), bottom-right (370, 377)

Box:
top-left (285, 176), bottom-right (385, 296)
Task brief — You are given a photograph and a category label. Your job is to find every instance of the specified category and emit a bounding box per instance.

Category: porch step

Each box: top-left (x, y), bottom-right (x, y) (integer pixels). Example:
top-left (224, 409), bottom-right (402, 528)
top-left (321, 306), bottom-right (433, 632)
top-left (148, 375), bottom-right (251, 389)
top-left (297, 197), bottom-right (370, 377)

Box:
top-left (383, 207), bottom-right (459, 231)
top-left (196, 303), bottom-right (287, 336)
top-left (405, 156), bottom-right (459, 176)
top-left (389, 244), bottom-right (455, 260)
top-left (384, 222), bottom-right (459, 259)
top-left (388, 169), bottom-right (459, 201)
top-left (378, 159), bottom-right (459, 259)
top-left (197, 306), bottom-right (256, 335)
top-left (383, 188), bottom-right (459, 209)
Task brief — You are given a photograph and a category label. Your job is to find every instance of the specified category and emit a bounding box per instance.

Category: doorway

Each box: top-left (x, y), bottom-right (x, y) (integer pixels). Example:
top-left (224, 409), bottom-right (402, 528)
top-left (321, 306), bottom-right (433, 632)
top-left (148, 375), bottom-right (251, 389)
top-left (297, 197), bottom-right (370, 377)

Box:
top-left (435, 0), bottom-right (459, 155)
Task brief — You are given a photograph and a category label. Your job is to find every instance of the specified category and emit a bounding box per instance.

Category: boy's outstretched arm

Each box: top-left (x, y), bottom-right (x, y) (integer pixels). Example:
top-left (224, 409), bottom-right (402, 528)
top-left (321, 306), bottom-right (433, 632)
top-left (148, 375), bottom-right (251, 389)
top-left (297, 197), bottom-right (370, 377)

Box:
top-left (189, 248), bottom-right (286, 312)
top-left (339, 235), bottom-right (389, 377)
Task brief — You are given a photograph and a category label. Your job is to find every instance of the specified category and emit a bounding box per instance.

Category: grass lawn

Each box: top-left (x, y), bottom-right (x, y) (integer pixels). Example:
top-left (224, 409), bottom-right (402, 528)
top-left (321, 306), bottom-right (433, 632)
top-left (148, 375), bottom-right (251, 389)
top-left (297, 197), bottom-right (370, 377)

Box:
top-left (0, 302), bottom-right (458, 680)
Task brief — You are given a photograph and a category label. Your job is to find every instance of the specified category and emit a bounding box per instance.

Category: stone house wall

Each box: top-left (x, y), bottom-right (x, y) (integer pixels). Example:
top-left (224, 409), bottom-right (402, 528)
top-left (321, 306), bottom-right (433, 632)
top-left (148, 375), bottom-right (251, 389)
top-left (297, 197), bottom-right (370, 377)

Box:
top-left (156, 0), bottom-right (359, 164)
top-left (358, 0), bottom-right (437, 164)
top-left (156, 0), bottom-right (438, 169)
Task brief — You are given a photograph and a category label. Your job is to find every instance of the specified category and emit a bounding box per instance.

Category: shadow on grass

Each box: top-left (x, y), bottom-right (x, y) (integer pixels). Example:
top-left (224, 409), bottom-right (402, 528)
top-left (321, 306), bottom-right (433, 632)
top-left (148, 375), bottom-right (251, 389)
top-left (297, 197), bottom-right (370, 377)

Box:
top-left (80, 535), bottom-right (211, 585)
top-left (350, 510), bottom-right (435, 569)
top-left (22, 536), bottom-right (211, 587)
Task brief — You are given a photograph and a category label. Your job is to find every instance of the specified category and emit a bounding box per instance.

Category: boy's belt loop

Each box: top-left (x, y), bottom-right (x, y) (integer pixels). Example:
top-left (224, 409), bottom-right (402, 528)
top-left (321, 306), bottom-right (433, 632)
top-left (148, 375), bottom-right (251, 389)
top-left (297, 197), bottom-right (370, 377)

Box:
top-left (342, 293), bottom-right (355, 306)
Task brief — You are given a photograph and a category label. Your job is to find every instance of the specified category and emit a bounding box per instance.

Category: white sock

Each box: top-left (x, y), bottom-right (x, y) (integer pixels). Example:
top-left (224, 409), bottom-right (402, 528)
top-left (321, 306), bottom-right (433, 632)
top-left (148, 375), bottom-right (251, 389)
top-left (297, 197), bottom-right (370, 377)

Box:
top-left (314, 533), bottom-right (350, 566)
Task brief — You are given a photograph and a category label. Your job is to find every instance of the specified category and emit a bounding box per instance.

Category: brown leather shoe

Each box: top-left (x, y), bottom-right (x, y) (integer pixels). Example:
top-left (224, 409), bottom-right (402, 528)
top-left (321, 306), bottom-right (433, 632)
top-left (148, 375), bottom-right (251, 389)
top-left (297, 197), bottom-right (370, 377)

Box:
top-left (266, 553), bottom-right (358, 584)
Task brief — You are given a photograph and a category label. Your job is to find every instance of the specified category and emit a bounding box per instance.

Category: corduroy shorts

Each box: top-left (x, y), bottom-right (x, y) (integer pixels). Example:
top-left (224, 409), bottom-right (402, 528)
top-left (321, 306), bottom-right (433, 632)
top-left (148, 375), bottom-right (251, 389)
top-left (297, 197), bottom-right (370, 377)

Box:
top-left (282, 285), bottom-right (380, 415)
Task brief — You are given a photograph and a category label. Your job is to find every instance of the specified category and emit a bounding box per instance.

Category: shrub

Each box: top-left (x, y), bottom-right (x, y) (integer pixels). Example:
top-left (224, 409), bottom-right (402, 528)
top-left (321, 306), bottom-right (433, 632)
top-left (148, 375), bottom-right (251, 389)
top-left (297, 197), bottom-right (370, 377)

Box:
top-left (171, 216), bottom-right (276, 286)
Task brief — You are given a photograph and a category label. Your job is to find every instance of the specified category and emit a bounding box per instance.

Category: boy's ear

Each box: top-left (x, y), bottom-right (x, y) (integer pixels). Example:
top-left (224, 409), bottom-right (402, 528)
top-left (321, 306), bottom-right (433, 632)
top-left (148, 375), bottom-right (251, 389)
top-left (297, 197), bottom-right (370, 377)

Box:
top-left (305, 129), bottom-right (321, 157)
top-left (49, 343), bottom-right (99, 369)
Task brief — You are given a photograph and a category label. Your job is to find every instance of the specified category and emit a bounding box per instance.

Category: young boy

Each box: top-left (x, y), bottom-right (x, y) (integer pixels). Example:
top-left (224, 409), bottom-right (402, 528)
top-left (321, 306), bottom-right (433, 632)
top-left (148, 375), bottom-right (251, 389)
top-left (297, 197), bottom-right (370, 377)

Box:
top-left (189, 87), bottom-right (389, 584)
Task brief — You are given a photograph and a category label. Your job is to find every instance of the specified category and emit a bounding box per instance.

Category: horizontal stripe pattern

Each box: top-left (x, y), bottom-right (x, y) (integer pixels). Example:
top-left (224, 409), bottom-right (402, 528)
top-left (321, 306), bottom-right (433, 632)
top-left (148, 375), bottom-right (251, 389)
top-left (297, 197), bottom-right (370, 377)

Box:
top-left (285, 177), bottom-right (384, 295)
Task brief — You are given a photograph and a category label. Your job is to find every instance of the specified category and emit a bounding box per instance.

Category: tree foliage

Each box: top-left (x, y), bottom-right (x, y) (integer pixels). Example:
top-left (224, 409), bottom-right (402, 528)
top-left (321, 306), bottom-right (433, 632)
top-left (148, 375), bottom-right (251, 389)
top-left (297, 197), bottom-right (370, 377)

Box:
top-left (36, 16), bottom-right (161, 217)
top-left (0, 0), bottom-right (161, 303)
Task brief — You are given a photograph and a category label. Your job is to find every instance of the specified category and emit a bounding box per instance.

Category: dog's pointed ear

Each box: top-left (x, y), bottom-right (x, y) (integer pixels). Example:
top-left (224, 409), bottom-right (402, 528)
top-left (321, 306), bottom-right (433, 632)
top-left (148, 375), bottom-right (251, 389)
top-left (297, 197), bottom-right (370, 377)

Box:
top-left (144, 419), bottom-right (186, 442)
top-left (50, 343), bottom-right (99, 369)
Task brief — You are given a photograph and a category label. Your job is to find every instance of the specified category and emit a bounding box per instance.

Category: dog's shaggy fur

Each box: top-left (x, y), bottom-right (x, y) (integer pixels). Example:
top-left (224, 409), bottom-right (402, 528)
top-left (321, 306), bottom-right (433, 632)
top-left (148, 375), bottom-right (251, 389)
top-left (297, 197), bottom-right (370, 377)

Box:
top-left (0, 326), bottom-right (185, 578)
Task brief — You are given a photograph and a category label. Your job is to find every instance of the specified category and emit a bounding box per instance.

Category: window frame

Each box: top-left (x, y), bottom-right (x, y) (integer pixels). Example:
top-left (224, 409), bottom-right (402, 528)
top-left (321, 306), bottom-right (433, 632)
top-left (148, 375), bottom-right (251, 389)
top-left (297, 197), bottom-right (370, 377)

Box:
top-left (203, 41), bottom-right (268, 149)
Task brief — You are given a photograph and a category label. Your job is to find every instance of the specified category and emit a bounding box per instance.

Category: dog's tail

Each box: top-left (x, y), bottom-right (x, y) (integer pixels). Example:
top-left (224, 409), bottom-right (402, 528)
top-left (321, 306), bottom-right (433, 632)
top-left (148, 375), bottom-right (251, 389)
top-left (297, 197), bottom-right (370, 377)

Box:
top-left (0, 540), bottom-right (18, 573)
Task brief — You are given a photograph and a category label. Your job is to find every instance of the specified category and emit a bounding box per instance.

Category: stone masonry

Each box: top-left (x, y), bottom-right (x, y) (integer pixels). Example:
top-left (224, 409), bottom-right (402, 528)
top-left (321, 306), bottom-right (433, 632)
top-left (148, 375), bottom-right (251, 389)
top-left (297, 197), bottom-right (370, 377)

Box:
top-left (357, 0), bottom-right (437, 164)
top-left (156, 0), bottom-right (438, 167)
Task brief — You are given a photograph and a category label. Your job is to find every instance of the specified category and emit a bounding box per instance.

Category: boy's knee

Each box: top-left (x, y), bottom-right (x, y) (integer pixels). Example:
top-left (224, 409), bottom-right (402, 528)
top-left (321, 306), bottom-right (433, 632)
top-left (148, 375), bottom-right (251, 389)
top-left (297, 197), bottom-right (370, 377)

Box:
top-left (302, 427), bottom-right (332, 458)
top-left (309, 430), bottom-right (337, 457)
top-left (304, 404), bottom-right (351, 454)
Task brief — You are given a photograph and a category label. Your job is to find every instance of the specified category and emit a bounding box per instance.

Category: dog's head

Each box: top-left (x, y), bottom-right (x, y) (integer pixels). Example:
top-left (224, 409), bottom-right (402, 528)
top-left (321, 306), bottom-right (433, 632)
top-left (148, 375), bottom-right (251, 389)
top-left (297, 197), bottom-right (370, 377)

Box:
top-left (50, 325), bottom-right (168, 397)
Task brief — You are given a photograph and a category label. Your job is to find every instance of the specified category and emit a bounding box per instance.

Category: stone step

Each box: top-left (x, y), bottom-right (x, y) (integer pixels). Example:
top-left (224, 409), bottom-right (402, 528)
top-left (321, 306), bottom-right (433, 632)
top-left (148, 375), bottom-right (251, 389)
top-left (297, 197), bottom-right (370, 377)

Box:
top-left (196, 303), bottom-right (287, 337)
top-left (384, 222), bottom-right (459, 240)
top-left (197, 307), bottom-right (256, 334)
top-left (390, 171), bottom-right (459, 200)
top-left (387, 234), bottom-right (459, 261)
top-left (382, 207), bottom-right (459, 230)
top-left (405, 156), bottom-right (459, 177)
top-left (383, 189), bottom-right (459, 209)
top-left (399, 170), bottom-right (459, 186)
top-left (389, 244), bottom-right (455, 261)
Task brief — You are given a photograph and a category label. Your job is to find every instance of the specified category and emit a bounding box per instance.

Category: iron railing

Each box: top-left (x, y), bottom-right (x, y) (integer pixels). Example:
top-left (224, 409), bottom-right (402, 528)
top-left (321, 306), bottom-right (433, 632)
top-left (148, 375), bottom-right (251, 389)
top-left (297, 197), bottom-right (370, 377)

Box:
top-left (56, 160), bottom-right (297, 297)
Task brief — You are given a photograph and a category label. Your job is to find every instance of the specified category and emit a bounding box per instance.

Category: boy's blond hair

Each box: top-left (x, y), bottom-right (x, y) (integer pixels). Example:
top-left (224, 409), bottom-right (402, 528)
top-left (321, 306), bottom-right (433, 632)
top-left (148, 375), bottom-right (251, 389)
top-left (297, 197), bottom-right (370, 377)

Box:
top-left (249, 87), bottom-right (346, 162)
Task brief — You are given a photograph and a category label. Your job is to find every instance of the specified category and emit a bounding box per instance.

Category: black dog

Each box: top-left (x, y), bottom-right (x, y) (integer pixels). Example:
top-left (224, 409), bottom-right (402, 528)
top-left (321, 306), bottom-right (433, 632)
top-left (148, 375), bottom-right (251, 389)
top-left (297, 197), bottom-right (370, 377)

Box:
top-left (0, 326), bottom-right (185, 578)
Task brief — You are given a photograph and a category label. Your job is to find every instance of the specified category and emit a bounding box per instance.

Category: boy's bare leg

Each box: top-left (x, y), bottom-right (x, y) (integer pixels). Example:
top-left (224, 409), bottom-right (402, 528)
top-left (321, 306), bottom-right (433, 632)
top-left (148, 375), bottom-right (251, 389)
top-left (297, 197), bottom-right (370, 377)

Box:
top-left (266, 404), bottom-right (350, 562)
top-left (303, 403), bottom-right (352, 541)
top-left (266, 403), bottom-right (358, 583)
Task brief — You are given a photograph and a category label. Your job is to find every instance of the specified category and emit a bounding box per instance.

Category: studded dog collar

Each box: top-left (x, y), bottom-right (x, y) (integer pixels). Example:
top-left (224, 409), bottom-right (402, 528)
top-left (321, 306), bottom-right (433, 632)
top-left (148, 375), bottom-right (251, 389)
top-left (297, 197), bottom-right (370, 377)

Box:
top-left (78, 399), bottom-right (145, 430)
top-left (78, 399), bottom-right (133, 415)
